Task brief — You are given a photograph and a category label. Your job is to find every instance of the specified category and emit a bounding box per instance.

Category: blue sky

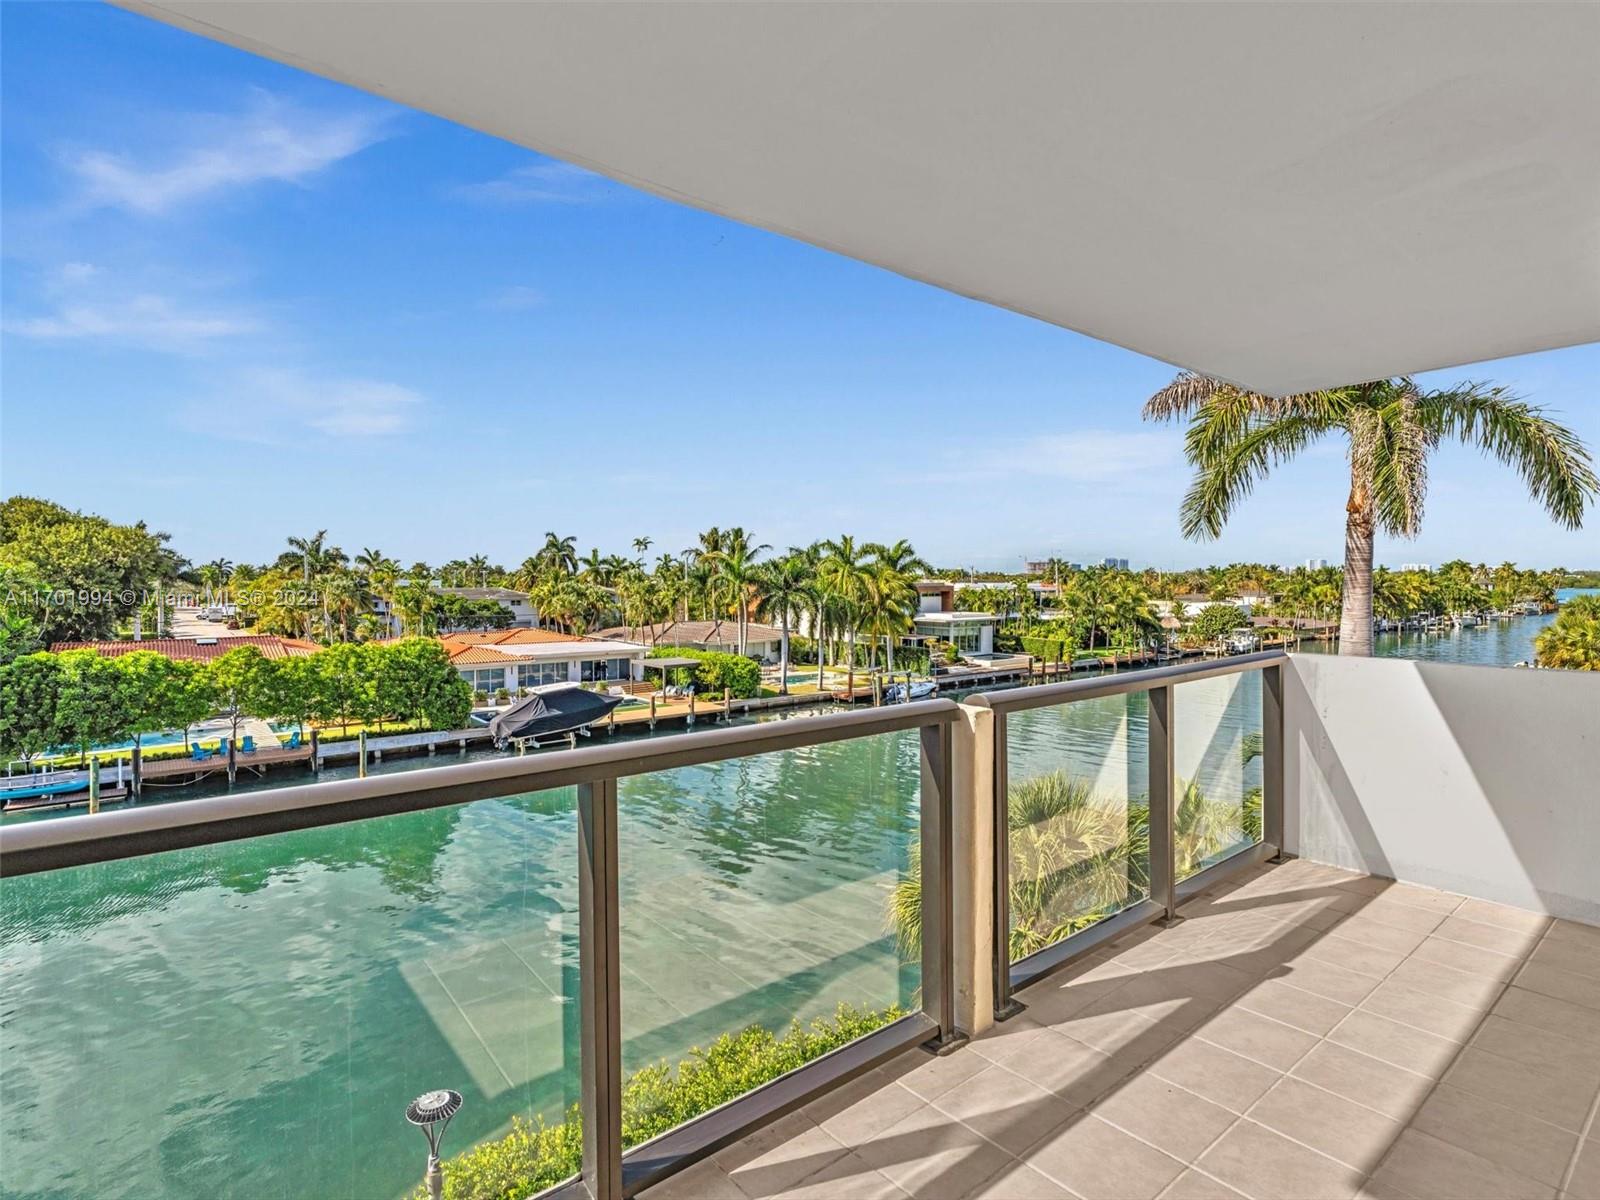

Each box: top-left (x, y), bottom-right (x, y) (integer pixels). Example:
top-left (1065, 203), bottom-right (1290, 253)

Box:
top-left (4, 2), bottom-right (1597, 572)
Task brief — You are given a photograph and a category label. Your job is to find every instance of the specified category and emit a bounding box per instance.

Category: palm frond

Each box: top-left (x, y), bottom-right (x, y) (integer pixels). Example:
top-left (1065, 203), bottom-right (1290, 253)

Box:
top-left (1179, 416), bottom-right (1331, 539)
top-left (1421, 385), bottom-right (1599, 529)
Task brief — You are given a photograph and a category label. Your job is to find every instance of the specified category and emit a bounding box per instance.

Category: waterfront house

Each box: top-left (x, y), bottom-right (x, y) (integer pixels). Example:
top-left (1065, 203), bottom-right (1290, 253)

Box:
top-left (49, 634), bottom-right (321, 663)
top-left (441, 628), bottom-right (648, 696)
top-left (591, 620), bottom-right (785, 661)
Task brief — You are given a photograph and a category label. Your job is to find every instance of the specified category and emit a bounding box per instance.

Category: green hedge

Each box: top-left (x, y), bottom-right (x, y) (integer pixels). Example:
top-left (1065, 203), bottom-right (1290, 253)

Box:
top-left (647, 647), bottom-right (761, 698)
top-left (417, 1004), bottom-right (901, 1200)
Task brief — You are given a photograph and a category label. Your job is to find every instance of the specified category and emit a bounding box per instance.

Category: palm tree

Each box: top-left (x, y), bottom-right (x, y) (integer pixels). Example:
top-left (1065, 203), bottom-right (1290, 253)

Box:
top-left (753, 555), bottom-right (814, 693)
top-left (818, 535), bottom-right (872, 672)
top-left (467, 554), bottom-right (492, 587)
top-left (706, 538), bottom-right (769, 654)
top-left (1145, 374), bottom-right (1597, 655)
top-left (537, 532), bottom-right (578, 579)
top-left (1535, 595), bottom-right (1600, 670)
top-left (632, 536), bottom-right (653, 557)
top-left (286, 530), bottom-right (329, 584)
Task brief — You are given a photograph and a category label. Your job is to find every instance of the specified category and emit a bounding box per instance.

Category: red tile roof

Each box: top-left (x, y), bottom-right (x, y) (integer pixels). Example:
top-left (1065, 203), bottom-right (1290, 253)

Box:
top-left (49, 635), bottom-right (321, 662)
top-left (445, 645), bottom-right (521, 665)
top-left (443, 628), bottom-right (581, 646)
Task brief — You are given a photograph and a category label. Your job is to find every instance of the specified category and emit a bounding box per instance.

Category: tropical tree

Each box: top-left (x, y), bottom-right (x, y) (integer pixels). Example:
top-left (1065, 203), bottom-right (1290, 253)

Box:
top-left (753, 555), bottom-right (814, 693)
top-left (1535, 594), bottom-right (1600, 671)
top-left (705, 539), bottom-right (768, 654)
top-left (1145, 375), bottom-right (1597, 655)
top-left (0, 652), bottom-right (66, 765)
top-left (208, 646), bottom-right (276, 745)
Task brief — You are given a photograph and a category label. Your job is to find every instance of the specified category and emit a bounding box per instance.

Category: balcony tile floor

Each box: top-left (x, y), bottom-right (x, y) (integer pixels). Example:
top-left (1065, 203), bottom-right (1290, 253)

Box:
top-left (641, 859), bottom-right (1600, 1200)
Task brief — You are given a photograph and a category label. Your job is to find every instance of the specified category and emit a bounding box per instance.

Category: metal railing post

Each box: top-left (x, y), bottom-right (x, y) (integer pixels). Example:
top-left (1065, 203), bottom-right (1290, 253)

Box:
top-left (991, 713), bottom-right (1024, 1020)
top-left (1263, 663), bottom-right (1287, 861)
top-left (578, 778), bottom-right (623, 1200)
top-left (1148, 685), bottom-right (1181, 925)
top-left (919, 722), bottom-right (966, 1052)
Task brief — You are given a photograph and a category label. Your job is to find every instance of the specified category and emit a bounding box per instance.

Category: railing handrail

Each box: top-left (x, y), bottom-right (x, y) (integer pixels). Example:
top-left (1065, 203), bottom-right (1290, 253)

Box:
top-left (967, 649), bottom-right (1287, 714)
top-left (0, 698), bottom-right (959, 877)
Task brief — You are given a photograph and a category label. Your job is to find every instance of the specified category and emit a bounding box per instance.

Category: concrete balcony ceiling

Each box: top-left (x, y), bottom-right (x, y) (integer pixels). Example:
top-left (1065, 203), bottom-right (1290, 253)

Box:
top-left (119, 2), bottom-right (1600, 396)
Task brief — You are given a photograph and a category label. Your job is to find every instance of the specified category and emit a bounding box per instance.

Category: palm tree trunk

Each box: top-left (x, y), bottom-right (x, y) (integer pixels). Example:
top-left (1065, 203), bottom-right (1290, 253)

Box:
top-left (1339, 469), bottom-right (1376, 656)
top-left (779, 610), bottom-right (790, 695)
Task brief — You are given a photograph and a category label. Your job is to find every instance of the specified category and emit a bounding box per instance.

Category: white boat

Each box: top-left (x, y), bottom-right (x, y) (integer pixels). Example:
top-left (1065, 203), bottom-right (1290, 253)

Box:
top-left (884, 680), bottom-right (937, 703)
top-left (1223, 627), bottom-right (1260, 654)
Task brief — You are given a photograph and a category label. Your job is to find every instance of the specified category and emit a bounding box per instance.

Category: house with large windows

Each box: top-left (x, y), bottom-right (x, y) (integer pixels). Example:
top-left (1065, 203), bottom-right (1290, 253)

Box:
top-left (441, 628), bottom-right (648, 697)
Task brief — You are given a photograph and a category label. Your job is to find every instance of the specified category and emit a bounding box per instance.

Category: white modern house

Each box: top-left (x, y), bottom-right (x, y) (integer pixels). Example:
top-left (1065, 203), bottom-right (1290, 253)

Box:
top-left (442, 630), bottom-right (648, 697)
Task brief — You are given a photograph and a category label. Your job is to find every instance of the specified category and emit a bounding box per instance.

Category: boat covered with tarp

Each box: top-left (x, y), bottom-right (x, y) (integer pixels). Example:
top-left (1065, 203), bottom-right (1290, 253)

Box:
top-left (489, 684), bottom-right (623, 747)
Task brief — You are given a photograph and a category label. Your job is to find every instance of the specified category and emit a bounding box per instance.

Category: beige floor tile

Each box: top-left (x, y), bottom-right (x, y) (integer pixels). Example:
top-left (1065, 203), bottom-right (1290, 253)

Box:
top-left (898, 1042), bottom-right (995, 1102)
top-left (1300, 933), bottom-right (1410, 979)
top-left (995, 1030), bottom-right (1133, 1109)
top-left (1369, 1129), bottom-right (1555, 1200)
top-left (1279, 956), bottom-right (1385, 1006)
top-left (1546, 918), bottom-right (1600, 951)
top-left (1147, 1037), bottom-right (1281, 1113)
top-left (1235, 976), bottom-right (1352, 1036)
top-left (1357, 976), bottom-right (1491, 1042)
top-left (931, 1063), bottom-right (1080, 1156)
top-left (1020, 973), bottom-right (1138, 1027)
top-left (1512, 960), bottom-right (1600, 1013)
top-left (854, 1101), bottom-right (1014, 1200)
top-left (1023, 1114), bottom-right (1186, 1200)
top-left (1196, 1118), bottom-right (1363, 1200)
top-left (1442, 1045), bottom-right (1598, 1132)
top-left (1328, 915), bottom-right (1433, 956)
top-left (1452, 897), bottom-right (1549, 935)
top-left (717, 1114), bottom-right (852, 1198)
top-left (1246, 1075), bottom-right (1403, 1172)
top-left (1491, 984), bottom-right (1600, 1046)
top-left (641, 1157), bottom-right (748, 1200)
top-left (1470, 1013), bottom-right (1600, 1076)
top-left (964, 1160), bottom-right (1078, 1200)
top-left (1567, 1138), bottom-right (1600, 1200)
top-left (1089, 1070), bottom-right (1238, 1162)
top-left (1410, 936), bottom-right (1522, 982)
top-left (1371, 882), bottom-right (1464, 915)
top-left (1072, 973), bottom-right (1224, 1034)
top-left (1347, 898), bottom-right (1451, 936)
top-left (777, 1151), bottom-right (908, 1200)
top-left (1196, 1004), bottom-right (1320, 1070)
top-left (970, 1015), bottom-right (1053, 1066)
top-left (1387, 956), bottom-right (1506, 1008)
top-left (1157, 1170), bottom-right (1247, 1200)
top-left (1326, 1009), bottom-right (1462, 1078)
top-left (1053, 1005), bottom-right (1184, 1062)
top-left (1528, 934), bottom-right (1600, 982)
top-left (1408, 1083), bottom-right (1577, 1187)
top-left (1289, 1042), bottom-right (1433, 1121)
top-left (806, 1071), bottom-right (927, 1149)
top-left (1432, 914), bottom-right (1544, 958)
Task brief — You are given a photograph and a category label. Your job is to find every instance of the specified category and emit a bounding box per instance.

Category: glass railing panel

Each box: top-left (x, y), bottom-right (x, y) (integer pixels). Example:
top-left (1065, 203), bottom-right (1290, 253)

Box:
top-left (615, 730), bottom-right (921, 1150)
top-left (1173, 671), bottom-right (1265, 881)
top-left (0, 789), bottom-right (582, 1200)
top-left (1002, 690), bottom-right (1152, 963)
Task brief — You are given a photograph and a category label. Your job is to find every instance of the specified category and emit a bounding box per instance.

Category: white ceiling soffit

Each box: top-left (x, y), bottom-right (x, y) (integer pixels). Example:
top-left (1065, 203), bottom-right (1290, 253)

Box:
top-left (121, 2), bottom-right (1600, 395)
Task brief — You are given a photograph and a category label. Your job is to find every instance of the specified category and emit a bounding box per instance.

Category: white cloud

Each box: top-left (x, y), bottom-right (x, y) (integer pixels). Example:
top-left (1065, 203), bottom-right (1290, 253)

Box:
top-left (454, 160), bottom-right (618, 205)
top-left (482, 285), bottom-right (545, 311)
top-left (225, 368), bottom-right (423, 439)
top-left (5, 293), bottom-right (259, 351)
top-left (58, 261), bottom-right (98, 283)
top-left (65, 96), bottom-right (388, 214)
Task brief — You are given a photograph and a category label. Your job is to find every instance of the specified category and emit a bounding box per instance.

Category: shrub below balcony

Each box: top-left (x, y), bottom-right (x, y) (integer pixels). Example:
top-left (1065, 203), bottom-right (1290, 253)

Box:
top-left (418, 1003), bottom-right (903, 1200)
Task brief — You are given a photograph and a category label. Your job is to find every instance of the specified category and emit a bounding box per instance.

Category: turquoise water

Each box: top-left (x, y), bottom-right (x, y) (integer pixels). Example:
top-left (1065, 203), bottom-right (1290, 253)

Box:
top-left (0, 725), bottom-right (922, 1200)
top-left (1295, 588), bottom-right (1595, 668)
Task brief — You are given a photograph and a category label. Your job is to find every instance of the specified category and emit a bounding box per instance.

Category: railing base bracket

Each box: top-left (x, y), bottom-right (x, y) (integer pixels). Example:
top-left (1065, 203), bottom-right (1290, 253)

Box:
top-left (1158, 912), bottom-right (1186, 928)
top-left (922, 1031), bottom-right (970, 1057)
top-left (993, 999), bottom-right (1028, 1023)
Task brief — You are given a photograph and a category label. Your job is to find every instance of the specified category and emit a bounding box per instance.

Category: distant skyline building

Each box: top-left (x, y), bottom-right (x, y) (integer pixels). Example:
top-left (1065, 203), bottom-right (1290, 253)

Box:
top-left (1102, 556), bottom-right (1130, 570)
top-left (1399, 562), bottom-right (1433, 572)
top-left (1304, 557), bottom-right (1330, 570)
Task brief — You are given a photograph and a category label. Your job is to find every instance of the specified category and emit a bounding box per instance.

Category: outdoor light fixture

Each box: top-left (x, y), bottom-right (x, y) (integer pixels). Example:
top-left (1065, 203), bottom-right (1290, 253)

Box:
top-left (405, 1088), bottom-right (463, 1200)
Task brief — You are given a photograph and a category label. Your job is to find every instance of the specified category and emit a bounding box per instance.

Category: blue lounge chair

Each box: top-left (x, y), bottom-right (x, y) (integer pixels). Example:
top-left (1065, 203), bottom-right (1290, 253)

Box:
top-left (241, 735), bottom-right (255, 754)
top-left (191, 743), bottom-right (209, 762)
top-left (285, 731), bottom-right (301, 750)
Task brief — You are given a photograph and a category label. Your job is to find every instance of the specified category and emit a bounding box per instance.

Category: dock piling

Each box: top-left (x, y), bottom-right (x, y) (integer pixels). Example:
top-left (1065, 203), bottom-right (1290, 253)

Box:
top-left (358, 730), bottom-right (368, 778)
top-left (87, 757), bottom-right (101, 814)
top-left (226, 737), bottom-right (237, 788)
top-left (130, 743), bottom-right (142, 799)
top-left (310, 729), bottom-right (321, 774)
